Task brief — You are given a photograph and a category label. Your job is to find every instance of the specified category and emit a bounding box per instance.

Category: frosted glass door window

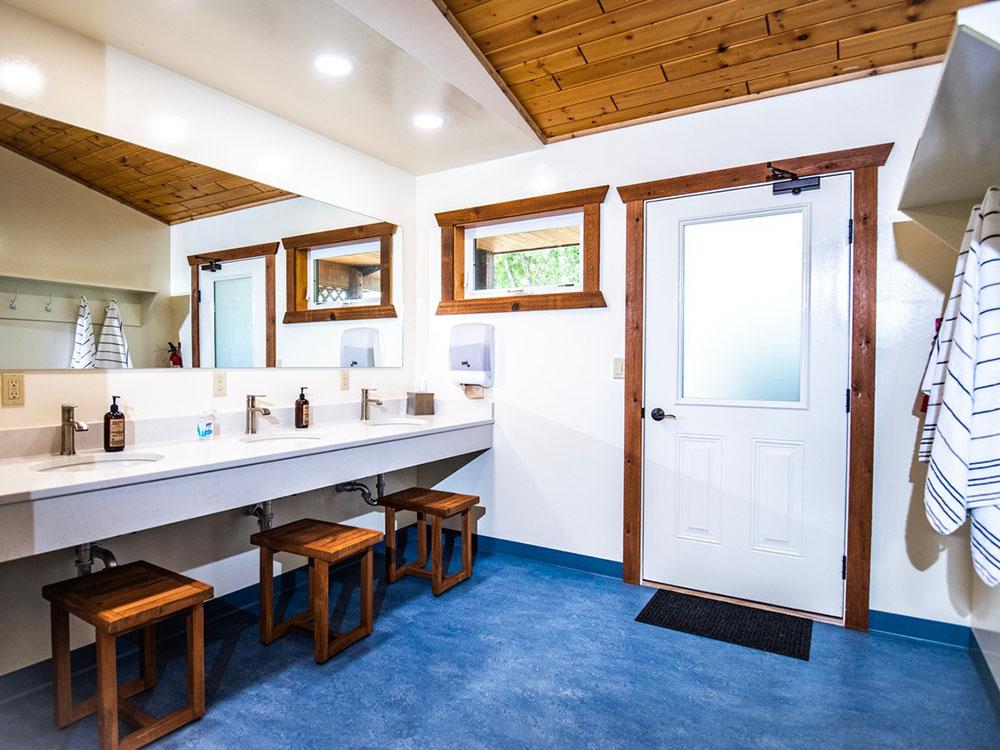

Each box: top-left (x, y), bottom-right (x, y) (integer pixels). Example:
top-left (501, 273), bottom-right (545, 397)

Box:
top-left (680, 209), bottom-right (808, 405)
top-left (214, 276), bottom-right (253, 368)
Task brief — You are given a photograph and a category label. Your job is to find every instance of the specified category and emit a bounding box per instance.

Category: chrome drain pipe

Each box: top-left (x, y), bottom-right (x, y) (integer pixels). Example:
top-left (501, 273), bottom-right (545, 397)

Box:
top-left (334, 473), bottom-right (385, 506)
top-left (75, 543), bottom-right (118, 576)
top-left (246, 500), bottom-right (274, 532)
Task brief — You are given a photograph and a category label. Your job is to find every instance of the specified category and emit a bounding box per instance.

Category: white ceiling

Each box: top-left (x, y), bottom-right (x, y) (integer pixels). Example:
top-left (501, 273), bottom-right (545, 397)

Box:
top-left (3, 0), bottom-right (541, 175)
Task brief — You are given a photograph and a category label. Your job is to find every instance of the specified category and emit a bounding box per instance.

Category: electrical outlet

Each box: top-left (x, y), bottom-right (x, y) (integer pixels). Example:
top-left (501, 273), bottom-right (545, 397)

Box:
top-left (2, 372), bottom-right (25, 406)
top-left (613, 357), bottom-right (625, 380)
top-left (340, 369), bottom-right (350, 391)
top-left (213, 370), bottom-right (227, 397)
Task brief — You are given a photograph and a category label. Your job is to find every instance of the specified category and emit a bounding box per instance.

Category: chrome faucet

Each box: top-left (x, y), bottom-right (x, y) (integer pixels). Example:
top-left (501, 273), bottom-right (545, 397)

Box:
top-left (60, 405), bottom-right (89, 456)
top-left (360, 388), bottom-right (383, 421)
top-left (245, 394), bottom-right (271, 435)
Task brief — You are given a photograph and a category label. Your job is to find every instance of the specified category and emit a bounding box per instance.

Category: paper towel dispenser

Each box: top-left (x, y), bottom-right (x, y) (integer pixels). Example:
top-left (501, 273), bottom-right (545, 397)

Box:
top-left (450, 323), bottom-right (494, 388)
top-left (340, 327), bottom-right (378, 368)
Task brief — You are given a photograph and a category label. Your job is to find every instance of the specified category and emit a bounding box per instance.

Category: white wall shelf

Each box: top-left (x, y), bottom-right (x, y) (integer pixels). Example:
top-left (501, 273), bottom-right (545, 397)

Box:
top-left (0, 274), bottom-right (155, 328)
top-left (900, 24), bottom-right (1000, 248)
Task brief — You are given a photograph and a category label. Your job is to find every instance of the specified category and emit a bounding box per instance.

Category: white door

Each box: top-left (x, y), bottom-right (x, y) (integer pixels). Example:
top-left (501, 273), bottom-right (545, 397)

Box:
top-left (642, 174), bottom-right (852, 617)
top-left (198, 258), bottom-right (266, 368)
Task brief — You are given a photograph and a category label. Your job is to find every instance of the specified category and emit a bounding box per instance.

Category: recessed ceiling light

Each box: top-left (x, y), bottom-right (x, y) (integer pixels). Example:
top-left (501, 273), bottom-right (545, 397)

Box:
top-left (0, 56), bottom-right (45, 98)
top-left (413, 113), bottom-right (444, 131)
top-left (314, 53), bottom-right (354, 77)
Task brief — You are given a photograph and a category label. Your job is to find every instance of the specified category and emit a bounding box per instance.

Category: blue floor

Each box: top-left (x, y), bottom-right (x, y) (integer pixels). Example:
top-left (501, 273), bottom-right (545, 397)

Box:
top-left (1, 547), bottom-right (998, 749)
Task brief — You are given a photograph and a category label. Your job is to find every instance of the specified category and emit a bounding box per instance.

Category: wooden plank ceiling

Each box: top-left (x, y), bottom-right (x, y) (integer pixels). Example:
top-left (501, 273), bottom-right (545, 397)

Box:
top-left (0, 104), bottom-right (294, 224)
top-left (439, 0), bottom-right (976, 141)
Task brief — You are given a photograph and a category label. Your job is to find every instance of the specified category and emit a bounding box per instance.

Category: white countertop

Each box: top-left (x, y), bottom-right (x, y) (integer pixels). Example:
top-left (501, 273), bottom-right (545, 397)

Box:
top-left (0, 411), bottom-right (493, 507)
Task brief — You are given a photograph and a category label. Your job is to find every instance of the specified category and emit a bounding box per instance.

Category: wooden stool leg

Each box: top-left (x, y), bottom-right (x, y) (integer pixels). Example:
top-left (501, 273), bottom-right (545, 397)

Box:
top-left (95, 631), bottom-right (118, 750)
top-left (50, 605), bottom-right (73, 729)
top-left (140, 624), bottom-right (157, 690)
top-left (310, 559), bottom-right (330, 664)
top-left (259, 547), bottom-right (274, 644)
top-left (384, 507), bottom-right (397, 582)
top-left (431, 515), bottom-right (444, 596)
top-left (461, 509), bottom-right (473, 578)
top-left (187, 603), bottom-right (206, 719)
top-left (416, 512), bottom-right (428, 567)
top-left (361, 548), bottom-right (374, 635)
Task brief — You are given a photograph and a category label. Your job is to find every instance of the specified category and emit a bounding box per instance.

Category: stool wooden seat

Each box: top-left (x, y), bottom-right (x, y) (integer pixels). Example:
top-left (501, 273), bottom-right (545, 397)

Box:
top-left (42, 561), bottom-right (214, 750)
top-left (250, 519), bottom-right (383, 664)
top-left (380, 488), bottom-right (480, 596)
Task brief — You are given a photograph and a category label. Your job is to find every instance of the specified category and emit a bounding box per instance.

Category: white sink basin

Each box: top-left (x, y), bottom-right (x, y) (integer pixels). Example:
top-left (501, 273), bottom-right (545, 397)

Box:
top-left (240, 431), bottom-right (325, 443)
top-left (363, 417), bottom-right (428, 429)
top-left (30, 453), bottom-right (165, 473)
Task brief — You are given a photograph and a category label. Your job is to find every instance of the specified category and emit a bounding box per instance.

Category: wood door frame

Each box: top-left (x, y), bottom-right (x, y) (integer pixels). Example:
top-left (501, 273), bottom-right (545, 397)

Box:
top-left (188, 242), bottom-right (279, 368)
top-left (618, 143), bottom-right (892, 631)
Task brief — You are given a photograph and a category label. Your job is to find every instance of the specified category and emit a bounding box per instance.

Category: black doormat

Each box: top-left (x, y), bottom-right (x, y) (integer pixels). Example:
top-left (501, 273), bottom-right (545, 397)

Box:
top-left (635, 590), bottom-right (812, 660)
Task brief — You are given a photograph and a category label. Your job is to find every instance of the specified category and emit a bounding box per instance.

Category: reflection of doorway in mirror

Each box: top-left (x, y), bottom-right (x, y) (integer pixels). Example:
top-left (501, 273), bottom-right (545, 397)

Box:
top-left (198, 258), bottom-right (266, 368)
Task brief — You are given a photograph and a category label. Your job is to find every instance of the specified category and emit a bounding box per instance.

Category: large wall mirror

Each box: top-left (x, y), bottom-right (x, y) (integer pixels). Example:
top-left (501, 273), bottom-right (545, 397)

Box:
top-left (0, 104), bottom-right (403, 370)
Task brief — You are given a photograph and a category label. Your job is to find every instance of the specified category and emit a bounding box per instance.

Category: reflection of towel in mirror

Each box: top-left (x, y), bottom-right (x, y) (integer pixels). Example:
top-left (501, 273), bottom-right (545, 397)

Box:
top-left (70, 297), bottom-right (96, 369)
top-left (95, 299), bottom-right (132, 368)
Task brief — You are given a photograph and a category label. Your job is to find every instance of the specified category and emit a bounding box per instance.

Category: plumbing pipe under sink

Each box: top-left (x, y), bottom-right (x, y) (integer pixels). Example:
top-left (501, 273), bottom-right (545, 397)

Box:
top-left (75, 542), bottom-right (117, 576)
top-left (335, 473), bottom-right (385, 506)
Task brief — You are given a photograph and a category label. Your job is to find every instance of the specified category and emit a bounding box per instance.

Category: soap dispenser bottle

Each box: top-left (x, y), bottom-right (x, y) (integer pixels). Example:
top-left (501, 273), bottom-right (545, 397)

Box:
top-left (295, 387), bottom-right (310, 429)
top-left (104, 396), bottom-right (125, 452)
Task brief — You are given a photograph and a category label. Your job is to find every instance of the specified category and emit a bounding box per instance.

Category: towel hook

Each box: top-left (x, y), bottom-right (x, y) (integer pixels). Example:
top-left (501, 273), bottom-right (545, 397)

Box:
top-left (8, 289), bottom-right (17, 310)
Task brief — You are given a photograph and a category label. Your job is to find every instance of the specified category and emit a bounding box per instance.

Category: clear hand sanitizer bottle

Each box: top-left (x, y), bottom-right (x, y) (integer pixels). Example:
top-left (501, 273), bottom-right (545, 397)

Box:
top-left (196, 412), bottom-right (215, 439)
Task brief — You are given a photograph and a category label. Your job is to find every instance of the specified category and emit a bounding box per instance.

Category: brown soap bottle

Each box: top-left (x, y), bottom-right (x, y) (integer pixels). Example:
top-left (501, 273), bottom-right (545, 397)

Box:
top-left (104, 396), bottom-right (125, 452)
top-left (295, 387), bottom-right (310, 429)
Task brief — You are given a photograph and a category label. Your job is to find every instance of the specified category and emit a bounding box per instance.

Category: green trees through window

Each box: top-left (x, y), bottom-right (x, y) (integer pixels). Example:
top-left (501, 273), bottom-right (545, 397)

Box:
top-left (483, 244), bottom-right (582, 290)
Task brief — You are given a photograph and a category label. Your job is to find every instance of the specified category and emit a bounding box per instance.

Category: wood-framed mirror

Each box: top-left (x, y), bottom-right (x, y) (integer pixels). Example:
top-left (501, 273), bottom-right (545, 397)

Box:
top-left (281, 222), bottom-right (398, 324)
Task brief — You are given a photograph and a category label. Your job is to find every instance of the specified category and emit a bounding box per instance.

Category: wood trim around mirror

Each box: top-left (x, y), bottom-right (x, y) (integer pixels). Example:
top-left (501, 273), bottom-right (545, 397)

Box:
top-left (435, 186), bottom-right (609, 315)
top-left (188, 242), bottom-right (279, 368)
top-left (280, 222), bottom-right (398, 324)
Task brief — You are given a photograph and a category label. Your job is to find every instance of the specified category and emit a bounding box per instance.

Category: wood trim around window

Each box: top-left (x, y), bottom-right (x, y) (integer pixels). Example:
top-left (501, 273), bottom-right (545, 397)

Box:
top-left (188, 241), bottom-right (279, 368)
top-left (280, 221), bottom-right (398, 324)
top-left (617, 143), bottom-right (892, 632)
top-left (435, 186), bottom-right (609, 315)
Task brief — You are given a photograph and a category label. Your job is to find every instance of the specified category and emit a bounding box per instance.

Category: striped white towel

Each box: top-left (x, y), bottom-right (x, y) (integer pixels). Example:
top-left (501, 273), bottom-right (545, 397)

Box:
top-left (70, 297), bottom-right (96, 369)
top-left (95, 299), bottom-right (132, 369)
top-left (921, 187), bottom-right (1000, 586)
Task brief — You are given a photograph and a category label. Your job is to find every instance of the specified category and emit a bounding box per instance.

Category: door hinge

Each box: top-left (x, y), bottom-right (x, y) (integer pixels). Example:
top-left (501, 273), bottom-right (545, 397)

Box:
top-left (845, 388), bottom-right (851, 413)
top-left (640, 406), bottom-right (645, 419)
top-left (197, 290), bottom-right (202, 303)
top-left (842, 555), bottom-right (848, 580)
top-left (848, 218), bottom-right (854, 245)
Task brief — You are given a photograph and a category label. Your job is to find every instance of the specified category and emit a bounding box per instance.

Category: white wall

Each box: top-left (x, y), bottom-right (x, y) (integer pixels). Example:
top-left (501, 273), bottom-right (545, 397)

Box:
top-left (415, 64), bottom-right (972, 626)
top-left (169, 197), bottom-right (404, 368)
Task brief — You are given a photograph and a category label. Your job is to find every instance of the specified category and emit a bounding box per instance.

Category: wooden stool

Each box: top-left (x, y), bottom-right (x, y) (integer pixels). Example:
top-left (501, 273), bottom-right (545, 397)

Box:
top-left (380, 488), bottom-right (480, 596)
top-left (251, 519), bottom-right (383, 664)
top-left (42, 561), bottom-right (214, 750)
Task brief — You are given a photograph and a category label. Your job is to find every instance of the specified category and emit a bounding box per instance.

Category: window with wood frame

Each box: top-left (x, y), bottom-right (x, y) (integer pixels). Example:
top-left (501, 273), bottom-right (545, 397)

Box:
top-left (281, 222), bottom-right (397, 323)
top-left (436, 186), bottom-right (608, 314)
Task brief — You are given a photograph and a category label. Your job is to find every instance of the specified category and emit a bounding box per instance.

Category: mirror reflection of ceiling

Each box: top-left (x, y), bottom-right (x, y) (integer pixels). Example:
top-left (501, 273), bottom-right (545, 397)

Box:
top-left (0, 104), bottom-right (295, 224)
top-left (2, 0), bottom-right (542, 174)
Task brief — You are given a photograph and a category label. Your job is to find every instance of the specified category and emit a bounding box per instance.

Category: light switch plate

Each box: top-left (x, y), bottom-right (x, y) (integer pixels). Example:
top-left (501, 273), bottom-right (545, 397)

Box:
top-left (613, 357), bottom-right (625, 380)
top-left (213, 370), bottom-right (227, 397)
top-left (2, 372), bottom-right (25, 406)
top-left (340, 369), bottom-right (350, 391)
